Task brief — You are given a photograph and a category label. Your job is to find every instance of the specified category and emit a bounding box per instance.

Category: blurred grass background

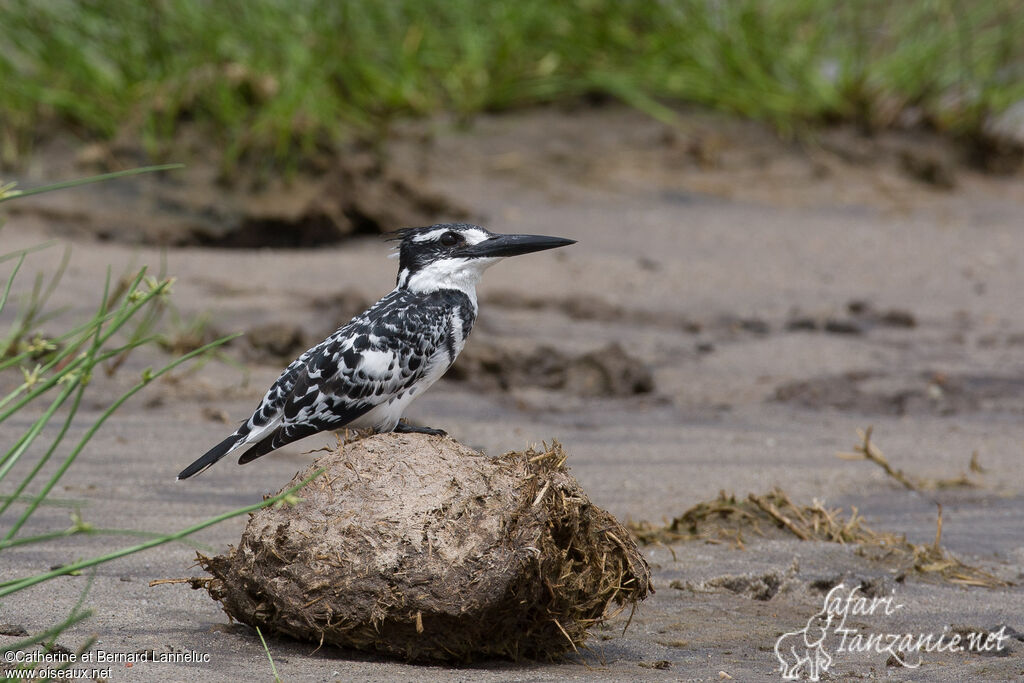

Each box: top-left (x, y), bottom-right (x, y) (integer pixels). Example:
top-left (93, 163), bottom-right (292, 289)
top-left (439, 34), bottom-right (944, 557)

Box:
top-left (1, 0), bottom-right (1022, 169)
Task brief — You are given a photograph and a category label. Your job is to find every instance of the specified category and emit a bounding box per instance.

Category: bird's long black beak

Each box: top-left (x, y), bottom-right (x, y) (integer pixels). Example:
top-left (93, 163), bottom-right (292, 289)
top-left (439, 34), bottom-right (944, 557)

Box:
top-left (467, 233), bottom-right (576, 258)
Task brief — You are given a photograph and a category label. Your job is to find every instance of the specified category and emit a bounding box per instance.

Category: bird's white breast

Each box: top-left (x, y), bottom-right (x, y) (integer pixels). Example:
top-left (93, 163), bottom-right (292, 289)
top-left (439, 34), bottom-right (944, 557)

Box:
top-left (349, 306), bottom-right (466, 432)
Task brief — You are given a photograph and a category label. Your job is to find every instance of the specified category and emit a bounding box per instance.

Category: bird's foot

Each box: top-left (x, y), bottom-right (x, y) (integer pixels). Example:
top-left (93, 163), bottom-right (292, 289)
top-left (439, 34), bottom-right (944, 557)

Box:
top-left (394, 421), bottom-right (447, 437)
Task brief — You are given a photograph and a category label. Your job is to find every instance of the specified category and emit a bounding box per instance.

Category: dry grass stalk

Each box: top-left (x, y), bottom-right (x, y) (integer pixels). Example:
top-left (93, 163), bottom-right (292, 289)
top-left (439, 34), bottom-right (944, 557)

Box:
top-left (837, 426), bottom-right (918, 491)
top-left (969, 451), bottom-right (986, 474)
top-left (628, 488), bottom-right (1006, 589)
top-left (838, 427), bottom-right (983, 491)
top-left (149, 576), bottom-right (212, 589)
top-left (747, 493), bottom-right (810, 541)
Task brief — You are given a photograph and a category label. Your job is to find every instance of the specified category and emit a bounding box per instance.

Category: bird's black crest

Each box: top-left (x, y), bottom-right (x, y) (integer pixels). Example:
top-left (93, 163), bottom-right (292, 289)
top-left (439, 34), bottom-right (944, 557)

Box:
top-left (385, 223), bottom-right (482, 243)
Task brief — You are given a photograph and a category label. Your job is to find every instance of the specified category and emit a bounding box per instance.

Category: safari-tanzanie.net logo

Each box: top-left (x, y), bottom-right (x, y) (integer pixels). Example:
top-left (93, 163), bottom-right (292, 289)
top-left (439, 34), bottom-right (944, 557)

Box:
top-left (774, 582), bottom-right (1009, 680)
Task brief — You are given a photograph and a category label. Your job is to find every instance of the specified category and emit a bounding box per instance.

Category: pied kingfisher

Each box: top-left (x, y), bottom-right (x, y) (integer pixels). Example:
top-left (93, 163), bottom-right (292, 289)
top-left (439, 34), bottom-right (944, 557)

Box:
top-left (177, 223), bottom-right (575, 479)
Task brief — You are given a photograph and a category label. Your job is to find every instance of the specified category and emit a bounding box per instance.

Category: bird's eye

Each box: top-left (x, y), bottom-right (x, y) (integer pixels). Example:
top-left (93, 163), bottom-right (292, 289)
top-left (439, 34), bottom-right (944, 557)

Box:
top-left (440, 231), bottom-right (460, 247)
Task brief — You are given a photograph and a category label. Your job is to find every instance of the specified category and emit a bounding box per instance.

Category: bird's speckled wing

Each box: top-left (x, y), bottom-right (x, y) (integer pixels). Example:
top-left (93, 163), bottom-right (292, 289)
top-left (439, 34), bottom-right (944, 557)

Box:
top-left (176, 288), bottom-right (475, 479)
top-left (235, 289), bottom-right (469, 462)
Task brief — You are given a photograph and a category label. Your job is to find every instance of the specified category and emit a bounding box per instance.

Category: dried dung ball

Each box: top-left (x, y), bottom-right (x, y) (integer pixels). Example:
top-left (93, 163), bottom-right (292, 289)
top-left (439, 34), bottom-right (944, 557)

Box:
top-left (198, 433), bottom-right (652, 661)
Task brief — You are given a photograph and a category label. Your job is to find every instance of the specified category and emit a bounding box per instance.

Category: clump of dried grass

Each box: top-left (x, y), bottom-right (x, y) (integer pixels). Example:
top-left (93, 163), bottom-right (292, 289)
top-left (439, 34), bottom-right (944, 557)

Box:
top-left (630, 427), bottom-right (1005, 588)
top-left (194, 434), bottom-right (651, 662)
top-left (628, 488), bottom-right (1005, 589)
top-left (628, 489), bottom-right (879, 547)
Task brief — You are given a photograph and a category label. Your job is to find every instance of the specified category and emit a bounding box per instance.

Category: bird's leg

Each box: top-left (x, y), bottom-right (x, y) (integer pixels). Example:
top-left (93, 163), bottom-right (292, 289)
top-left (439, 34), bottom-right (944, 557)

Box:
top-left (394, 421), bottom-right (447, 437)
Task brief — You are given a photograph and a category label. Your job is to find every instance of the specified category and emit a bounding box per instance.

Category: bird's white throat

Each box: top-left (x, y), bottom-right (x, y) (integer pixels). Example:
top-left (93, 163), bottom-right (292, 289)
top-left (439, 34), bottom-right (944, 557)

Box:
top-left (399, 256), bottom-right (499, 309)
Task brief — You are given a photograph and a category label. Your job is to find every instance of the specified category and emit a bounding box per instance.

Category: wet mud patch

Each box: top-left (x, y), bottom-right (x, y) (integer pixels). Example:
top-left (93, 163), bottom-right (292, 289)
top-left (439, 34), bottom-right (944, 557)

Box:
top-left (773, 372), bottom-right (910, 414)
top-left (446, 340), bottom-right (655, 397)
top-left (773, 372), bottom-right (1024, 416)
top-left (646, 300), bottom-right (918, 351)
top-left (305, 290), bottom-right (375, 339)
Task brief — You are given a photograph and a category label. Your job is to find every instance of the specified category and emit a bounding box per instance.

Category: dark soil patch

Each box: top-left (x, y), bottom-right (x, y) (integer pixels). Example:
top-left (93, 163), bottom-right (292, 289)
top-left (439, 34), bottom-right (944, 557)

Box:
top-left (307, 291), bottom-right (374, 338)
top-left (773, 372), bottom-right (1024, 416)
top-left (0, 624), bottom-right (28, 637)
top-left (447, 340), bottom-right (655, 397)
top-left (773, 372), bottom-right (909, 415)
top-left (10, 147), bottom-right (471, 248)
top-left (196, 153), bottom-right (470, 248)
top-left (244, 322), bottom-right (308, 362)
top-left (9, 104), bottom-right (1024, 257)
top-left (243, 291), bottom-right (372, 363)
top-left (785, 300), bottom-right (917, 335)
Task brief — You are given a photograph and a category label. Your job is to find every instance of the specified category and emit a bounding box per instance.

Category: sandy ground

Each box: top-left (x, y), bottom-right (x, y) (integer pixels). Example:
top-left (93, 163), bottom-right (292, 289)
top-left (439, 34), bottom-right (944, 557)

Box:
top-left (2, 108), bottom-right (1024, 681)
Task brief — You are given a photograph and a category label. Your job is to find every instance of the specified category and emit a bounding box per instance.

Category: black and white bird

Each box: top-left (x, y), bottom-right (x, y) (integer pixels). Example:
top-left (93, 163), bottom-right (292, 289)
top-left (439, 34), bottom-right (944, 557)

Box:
top-left (176, 223), bottom-right (575, 479)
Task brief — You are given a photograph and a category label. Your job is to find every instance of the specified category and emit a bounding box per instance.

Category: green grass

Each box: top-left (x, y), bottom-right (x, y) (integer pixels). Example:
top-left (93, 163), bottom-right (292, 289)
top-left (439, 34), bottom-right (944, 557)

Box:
top-left (1, 0), bottom-right (1021, 169)
top-left (256, 626), bottom-right (283, 683)
top-left (0, 169), bottom-right (323, 668)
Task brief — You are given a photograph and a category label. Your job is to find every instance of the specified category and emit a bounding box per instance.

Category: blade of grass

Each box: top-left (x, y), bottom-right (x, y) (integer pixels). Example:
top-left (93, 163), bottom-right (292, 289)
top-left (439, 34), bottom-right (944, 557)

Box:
top-left (0, 266), bottom-right (121, 393)
top-left (0, 270), bottom-right (151, 419)
top-left (256, 626), bottom-right (283, 683)
top-left (47, 567), bottom-right (97, 651)
top-left (0, 495), bottom-right (89, 508)
top-left (0, 381), bottom-right (78, 482)
top-left (0, 381), bottom-right (86, 517)
top-left (34, 244), bottom-right (72, 322)
top-left (4, 334), bottom-right (235, 541)
top-left (0, 525), bottom-right (213, 553)
top-left (0, 272), bottom-right (118, 476)
top-left (0, 166), bottom-right (252, 657)
top-left (0, 609), bottom-right (93, 655)
top-left (0, 164), bottom-right (185, 203)
top-left (0, 251), bottom-right (26, 317)
top-left (0, 468), bottom-right (324, 598)
top-left (0, 242), bottom-right (57, 266)
top-left (0, 329), bottom-right (174, 424)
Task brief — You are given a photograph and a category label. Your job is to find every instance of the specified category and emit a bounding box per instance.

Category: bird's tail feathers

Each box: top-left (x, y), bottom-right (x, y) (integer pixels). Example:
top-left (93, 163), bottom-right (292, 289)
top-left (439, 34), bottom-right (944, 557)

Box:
top-left (236, 431), bottom-right (280, 464)
top-left (178, 415), bottom-right (285, 479)
top-left (236, 420), bottom-right (321, 465)
top-left (176, 433), bottom-right (246, 480)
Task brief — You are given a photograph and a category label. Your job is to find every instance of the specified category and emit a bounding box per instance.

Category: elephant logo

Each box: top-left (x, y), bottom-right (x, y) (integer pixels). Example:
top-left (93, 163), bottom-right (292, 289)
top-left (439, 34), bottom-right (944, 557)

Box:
top-left (774, 593), bottom-right (839, 681)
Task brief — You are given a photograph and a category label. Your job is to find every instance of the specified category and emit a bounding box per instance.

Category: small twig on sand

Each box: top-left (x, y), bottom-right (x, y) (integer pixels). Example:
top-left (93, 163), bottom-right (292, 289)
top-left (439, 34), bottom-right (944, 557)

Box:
top-left (148, 577), bottom-right (210, 589)
top-left (837, 426), bottom-right (918, 491)
top-left (552, 618), bottom-right (580, 654)
top-left (969, 451), bottom-right (986, 474)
